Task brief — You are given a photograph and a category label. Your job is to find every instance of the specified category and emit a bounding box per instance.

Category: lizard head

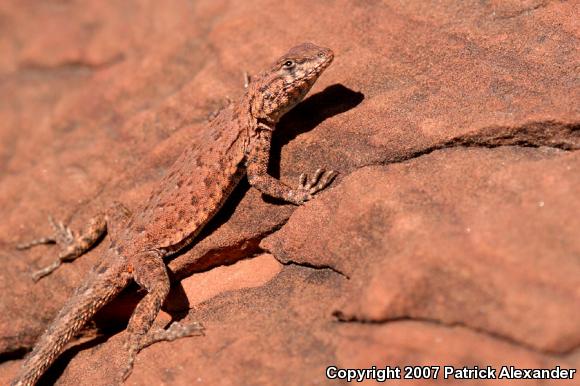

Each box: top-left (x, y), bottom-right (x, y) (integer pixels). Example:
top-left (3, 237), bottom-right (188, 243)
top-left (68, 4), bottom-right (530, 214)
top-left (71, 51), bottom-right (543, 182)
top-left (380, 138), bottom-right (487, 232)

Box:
top-left (250, 42), bottom-right (334, 124)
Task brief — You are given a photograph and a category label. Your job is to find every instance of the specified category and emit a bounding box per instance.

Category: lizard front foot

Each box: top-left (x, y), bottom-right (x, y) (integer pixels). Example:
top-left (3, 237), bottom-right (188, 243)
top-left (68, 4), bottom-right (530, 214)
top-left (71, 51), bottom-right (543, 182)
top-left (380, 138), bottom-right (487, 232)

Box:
top-left (17, 214), bottom-right (106, 281)
top-left (286, 169), bottom-right (337, 205)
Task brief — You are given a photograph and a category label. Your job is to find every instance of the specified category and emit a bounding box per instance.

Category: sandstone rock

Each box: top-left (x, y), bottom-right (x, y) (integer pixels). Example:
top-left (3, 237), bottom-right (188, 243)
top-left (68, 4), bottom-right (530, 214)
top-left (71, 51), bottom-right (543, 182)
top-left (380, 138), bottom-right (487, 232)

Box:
top-left (262, 147), bottom-right (580, 353)
top-left (0, 0), bottom-right (578, 384)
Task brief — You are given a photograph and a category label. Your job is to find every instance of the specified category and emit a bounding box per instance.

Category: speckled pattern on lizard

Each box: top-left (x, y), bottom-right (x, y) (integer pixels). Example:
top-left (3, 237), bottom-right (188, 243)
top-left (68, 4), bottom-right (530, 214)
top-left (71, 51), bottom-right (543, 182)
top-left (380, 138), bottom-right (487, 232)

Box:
top-left (12, 42), bottom-right (336, 386)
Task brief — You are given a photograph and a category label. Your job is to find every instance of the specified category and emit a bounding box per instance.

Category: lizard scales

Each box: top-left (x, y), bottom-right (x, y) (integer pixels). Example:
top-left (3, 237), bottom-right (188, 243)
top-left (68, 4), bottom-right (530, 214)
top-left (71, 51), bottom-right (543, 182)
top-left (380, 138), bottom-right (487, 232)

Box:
top-left (12, 42), bottom-right (335, 385)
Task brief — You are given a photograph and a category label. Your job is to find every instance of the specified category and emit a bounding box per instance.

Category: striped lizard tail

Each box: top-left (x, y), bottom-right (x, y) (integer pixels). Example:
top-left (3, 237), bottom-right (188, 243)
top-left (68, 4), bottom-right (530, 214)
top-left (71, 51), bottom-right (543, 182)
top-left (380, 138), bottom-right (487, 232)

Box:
top-left (11, 259), bottom-right (131, 386)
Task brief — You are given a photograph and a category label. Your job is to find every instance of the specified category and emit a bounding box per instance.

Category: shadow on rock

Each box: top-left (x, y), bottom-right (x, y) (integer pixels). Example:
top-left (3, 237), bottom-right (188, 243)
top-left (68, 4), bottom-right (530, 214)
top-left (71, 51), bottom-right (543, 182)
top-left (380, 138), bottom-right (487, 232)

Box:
top-left (276, 83), bottom-right (365, 146)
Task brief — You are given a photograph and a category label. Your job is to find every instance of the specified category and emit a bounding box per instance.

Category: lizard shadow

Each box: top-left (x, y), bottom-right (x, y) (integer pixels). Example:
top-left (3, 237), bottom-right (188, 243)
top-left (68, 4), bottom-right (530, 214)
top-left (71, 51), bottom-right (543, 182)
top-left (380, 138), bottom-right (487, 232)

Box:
top-left (274, 83), bottom-right (364, 147)
top-left (266, 83), bottom-right (365, 202)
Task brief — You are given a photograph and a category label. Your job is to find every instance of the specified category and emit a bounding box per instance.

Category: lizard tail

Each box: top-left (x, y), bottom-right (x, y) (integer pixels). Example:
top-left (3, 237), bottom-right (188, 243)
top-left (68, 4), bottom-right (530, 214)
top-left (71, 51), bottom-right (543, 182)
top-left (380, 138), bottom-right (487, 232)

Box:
top-left (11, 259), bottom-right (132, 386)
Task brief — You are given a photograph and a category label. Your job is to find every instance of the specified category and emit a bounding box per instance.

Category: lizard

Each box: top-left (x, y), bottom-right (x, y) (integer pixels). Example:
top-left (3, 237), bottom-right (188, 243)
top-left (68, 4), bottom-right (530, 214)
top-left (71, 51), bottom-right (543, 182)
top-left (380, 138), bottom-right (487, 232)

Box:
top-left (11, 42), bottom-right (336, 385)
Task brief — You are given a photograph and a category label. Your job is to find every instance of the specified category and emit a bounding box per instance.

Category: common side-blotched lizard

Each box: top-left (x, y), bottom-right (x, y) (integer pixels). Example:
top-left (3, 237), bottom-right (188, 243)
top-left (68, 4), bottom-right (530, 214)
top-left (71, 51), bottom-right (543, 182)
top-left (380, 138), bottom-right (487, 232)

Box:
top-left (12, 42), bottom-right (335, 385)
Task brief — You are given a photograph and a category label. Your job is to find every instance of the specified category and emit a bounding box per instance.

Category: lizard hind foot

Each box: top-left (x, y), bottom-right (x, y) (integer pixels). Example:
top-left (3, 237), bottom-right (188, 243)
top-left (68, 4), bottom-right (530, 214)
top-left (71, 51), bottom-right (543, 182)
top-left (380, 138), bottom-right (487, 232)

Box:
top-left (120, 321), bottom-right (204, 381)
top-left (140, 320), bottom-right (205, 350)
top-left (18, 213), bottom-right (107, 282)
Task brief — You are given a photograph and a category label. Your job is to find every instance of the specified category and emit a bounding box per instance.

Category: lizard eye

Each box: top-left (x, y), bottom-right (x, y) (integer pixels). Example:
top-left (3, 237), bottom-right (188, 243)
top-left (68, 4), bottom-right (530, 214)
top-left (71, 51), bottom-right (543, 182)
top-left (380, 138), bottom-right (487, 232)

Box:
top-left (282, 60), bottom-right (295, 69)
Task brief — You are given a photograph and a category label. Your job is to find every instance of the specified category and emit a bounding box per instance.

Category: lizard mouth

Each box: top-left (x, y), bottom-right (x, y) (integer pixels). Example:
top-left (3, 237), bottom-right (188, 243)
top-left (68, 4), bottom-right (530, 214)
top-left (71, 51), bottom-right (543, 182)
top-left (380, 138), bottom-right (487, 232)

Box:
top-left (299, 49), bottom-right (334, 85)
top-left (315, 48), bottom-right (334, 73)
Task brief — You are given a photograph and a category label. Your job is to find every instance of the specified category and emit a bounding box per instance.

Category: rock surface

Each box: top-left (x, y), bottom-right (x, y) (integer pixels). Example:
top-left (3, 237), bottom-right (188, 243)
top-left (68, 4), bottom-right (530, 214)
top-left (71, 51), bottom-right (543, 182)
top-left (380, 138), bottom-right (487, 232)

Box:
top-left (0, 0), bottom-right (578, 385)
top-left (263, 147), bottom-right (580, 353)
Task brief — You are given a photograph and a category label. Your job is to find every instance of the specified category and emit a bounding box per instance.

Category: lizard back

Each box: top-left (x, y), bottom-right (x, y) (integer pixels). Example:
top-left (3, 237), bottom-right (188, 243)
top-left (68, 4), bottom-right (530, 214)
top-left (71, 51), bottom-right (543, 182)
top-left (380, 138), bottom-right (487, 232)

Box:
top-left (123, 106), bottom-right (249, 254)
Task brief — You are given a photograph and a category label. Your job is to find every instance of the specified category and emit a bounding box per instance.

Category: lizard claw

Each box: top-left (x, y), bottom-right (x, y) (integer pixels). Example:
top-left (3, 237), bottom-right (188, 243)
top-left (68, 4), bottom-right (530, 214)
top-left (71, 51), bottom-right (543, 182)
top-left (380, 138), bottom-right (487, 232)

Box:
top-left (16, 237), bottom-right (55, 250)
top-left (119, 321), bottom-right (204, 382)
top-left (48, 215), bottom-right (76, 245)
top-left (30, 216), bottom-right (73, 280)
top-left (140, 321), bottom-right (205, 350)
top-left (17, 214), bottom-right (102, 282)
top-left (300, 168), bottom-right (337, 195)
top-left (31, 260), bottom-right (62, 282)
top-left (16, 215), bottom-right (75, 250)
top-left (290, 169), bottom-right (337, 205)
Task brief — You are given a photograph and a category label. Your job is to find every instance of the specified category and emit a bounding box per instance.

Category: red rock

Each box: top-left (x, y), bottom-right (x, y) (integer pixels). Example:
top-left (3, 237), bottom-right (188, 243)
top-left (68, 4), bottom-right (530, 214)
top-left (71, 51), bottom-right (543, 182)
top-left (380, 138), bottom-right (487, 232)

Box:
top-left (262, 147), bottom-right (580, 353)
top-left (0, 0), bottom-right (578, 384)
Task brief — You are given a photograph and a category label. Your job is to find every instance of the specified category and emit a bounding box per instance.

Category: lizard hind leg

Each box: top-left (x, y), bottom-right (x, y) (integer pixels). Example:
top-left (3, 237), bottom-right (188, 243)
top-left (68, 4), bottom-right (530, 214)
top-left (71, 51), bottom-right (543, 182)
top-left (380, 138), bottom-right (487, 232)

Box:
top-left (17, 214), bottom-right (108, 281)
top-left (121, 252), bottom-right (203, 382)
